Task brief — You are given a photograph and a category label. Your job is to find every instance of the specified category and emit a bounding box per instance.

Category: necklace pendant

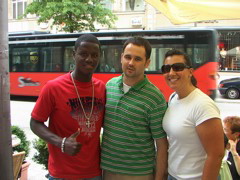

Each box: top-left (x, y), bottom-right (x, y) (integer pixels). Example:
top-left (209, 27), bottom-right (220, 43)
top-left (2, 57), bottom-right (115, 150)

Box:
top-left (71, 73), bottom-right (94, 129)
top-left (86, 119), bottom-right (91, 128)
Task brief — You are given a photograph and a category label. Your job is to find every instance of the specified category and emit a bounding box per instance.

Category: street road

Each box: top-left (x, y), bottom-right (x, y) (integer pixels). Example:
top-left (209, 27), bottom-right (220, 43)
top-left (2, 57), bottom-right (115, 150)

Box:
top-left (215, 72), bottom-right (240, 117)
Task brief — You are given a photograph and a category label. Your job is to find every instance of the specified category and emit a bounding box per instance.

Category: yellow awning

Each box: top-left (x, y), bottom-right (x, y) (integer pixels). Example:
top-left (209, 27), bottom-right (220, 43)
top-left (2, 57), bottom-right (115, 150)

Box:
top-left (145, 0), bottom-right (240, 24)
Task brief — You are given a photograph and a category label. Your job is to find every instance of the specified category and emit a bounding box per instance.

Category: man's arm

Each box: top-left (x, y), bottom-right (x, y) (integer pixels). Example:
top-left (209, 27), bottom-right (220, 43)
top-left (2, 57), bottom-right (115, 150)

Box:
top-left (155, 137), bottom-right (168, 180)
top-left (30, 118), bottom-right (81, 155)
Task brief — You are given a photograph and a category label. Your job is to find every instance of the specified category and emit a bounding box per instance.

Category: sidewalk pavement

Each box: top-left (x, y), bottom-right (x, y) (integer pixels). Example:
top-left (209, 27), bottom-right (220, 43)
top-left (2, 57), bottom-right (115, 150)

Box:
top-left (215, 97), bottom-right (240, 104)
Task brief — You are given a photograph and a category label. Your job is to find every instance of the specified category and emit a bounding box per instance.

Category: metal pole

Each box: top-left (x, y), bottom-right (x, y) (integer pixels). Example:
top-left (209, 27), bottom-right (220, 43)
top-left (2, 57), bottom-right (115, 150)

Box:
top-left (0, 0), bottom-right (13, 179)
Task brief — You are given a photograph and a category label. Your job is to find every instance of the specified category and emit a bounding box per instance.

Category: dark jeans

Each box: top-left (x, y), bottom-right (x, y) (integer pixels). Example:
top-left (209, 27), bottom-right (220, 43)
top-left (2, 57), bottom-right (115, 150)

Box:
top-left (48, 174), bottom-right (102, 180)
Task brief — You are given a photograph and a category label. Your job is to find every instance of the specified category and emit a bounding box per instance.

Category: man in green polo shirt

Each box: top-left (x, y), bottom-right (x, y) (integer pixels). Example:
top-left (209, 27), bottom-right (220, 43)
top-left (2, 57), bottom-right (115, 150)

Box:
top-left (101, 37), bottom-right (168, 180)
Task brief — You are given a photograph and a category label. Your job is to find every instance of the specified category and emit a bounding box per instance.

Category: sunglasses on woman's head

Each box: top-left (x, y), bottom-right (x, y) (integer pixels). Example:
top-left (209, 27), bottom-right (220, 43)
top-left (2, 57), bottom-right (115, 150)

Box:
top-left (161, 63), bottom-right (191, 74)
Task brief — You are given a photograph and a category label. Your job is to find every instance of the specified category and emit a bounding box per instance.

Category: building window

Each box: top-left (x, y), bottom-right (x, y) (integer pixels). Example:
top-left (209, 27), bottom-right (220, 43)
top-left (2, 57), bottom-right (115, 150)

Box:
top-left (125, 0), bottom-right (144, 11)
top-left (12, 0), bottom-right (27, 19)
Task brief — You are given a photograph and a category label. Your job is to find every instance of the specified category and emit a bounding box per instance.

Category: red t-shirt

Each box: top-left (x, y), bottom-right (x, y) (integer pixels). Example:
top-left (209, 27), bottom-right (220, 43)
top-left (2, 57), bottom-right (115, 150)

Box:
top-left (31, 72), bottom-right (106, 179)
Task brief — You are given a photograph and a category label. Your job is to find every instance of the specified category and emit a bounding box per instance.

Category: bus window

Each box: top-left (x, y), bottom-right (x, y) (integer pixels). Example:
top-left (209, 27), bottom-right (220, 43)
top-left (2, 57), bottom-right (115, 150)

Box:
top-left (64, 46), bottom-right (74, 72)
top-left (146, 47), bottom-right (162, 72)
top-left (147, 44), bottom-right (184, 72)
top-left (12, 48), bottom-right (39, 72)
top-left (41, 47), bottom-right (62, 72)
top-left (186, 44), bottom-right (209, 68)
top-left (100, 46), bottom-right (122, 73)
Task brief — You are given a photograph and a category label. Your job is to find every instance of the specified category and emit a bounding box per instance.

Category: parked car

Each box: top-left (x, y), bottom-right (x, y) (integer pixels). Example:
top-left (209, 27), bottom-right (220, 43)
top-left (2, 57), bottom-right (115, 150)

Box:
top-left (218, 77), bottom-right (240, 99)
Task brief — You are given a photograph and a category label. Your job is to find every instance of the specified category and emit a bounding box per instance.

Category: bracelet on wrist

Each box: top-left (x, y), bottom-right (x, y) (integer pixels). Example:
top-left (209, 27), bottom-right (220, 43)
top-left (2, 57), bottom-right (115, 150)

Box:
top-left (61, 137), bottom-right (66, 153)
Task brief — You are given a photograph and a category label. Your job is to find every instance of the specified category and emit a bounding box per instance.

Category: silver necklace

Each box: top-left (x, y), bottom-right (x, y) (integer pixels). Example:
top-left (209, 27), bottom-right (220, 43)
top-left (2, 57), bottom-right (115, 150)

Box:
top-left (71, 72), bottom-right (94, 128)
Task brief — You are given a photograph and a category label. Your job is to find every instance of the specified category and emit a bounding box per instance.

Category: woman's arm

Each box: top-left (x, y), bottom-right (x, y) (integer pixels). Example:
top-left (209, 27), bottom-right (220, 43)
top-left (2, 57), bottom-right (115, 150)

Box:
top-left (196, 118), bottom-right (225, 180)
top-left (229, 139), bottom-right (240, 175)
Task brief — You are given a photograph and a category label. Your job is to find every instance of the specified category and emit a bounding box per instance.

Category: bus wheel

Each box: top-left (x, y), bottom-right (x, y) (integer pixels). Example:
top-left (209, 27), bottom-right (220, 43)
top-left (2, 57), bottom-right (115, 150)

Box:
top-left (226, 88), bottom-right (239, 99)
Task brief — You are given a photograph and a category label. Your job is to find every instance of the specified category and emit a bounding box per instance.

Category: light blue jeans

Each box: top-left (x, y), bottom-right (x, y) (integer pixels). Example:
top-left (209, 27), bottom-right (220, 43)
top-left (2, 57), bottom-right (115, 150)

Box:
top-left (167, 174), bottom-right (177, 180)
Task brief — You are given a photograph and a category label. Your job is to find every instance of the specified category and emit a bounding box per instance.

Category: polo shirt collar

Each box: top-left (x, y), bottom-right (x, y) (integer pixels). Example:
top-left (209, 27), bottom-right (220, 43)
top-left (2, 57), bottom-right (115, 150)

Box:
top-left (118, 74), bottom-right (148, 91)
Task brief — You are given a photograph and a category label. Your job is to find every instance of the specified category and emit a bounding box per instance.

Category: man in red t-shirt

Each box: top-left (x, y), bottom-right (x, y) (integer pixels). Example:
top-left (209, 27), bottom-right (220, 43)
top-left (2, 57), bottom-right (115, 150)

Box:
top-left (30, 34), bottom-right (105, 179)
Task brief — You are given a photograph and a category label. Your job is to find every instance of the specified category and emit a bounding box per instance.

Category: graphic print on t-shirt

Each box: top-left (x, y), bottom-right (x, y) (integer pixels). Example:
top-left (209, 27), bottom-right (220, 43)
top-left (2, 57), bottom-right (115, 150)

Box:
top-left (67, 97), bottom-right (104, 137)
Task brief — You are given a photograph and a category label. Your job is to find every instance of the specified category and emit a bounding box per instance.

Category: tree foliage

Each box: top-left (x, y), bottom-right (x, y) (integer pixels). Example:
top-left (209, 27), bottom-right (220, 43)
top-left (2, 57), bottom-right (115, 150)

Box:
top-left (24, 0), bottom-right (117, 33)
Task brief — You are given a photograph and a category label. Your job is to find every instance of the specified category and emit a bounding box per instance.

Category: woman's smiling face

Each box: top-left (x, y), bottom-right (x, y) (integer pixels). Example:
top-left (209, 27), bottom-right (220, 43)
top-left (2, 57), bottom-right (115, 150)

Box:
top-left (163, 55), bottom-right (193, 92)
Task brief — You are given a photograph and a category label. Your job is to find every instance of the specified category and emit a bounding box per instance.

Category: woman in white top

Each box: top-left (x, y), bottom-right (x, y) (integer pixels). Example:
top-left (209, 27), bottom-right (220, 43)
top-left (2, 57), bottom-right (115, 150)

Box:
top-left (162, 49), bottom-right (224, 180)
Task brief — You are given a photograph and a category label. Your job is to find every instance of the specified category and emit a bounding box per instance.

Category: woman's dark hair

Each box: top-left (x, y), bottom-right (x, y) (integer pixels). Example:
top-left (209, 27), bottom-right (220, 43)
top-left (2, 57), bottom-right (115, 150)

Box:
top-left (75, 34), bottom-right (101, 51)
top-left (164, 49), bottom-right (197, 87)
top-left (122, 36), bottom-right (152, 60)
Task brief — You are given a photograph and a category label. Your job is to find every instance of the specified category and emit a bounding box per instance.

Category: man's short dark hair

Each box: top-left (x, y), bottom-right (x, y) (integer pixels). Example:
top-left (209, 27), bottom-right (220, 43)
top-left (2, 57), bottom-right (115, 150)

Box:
top-left (75, 34), bottom-right (101, 50)
top-left (122, 37), bottom-right (152, 60)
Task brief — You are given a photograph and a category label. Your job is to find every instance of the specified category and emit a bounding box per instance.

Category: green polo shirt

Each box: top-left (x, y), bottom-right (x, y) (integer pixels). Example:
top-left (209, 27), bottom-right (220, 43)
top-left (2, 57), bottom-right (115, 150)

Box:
top-left (101, 75), bottom-right (167, 175)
